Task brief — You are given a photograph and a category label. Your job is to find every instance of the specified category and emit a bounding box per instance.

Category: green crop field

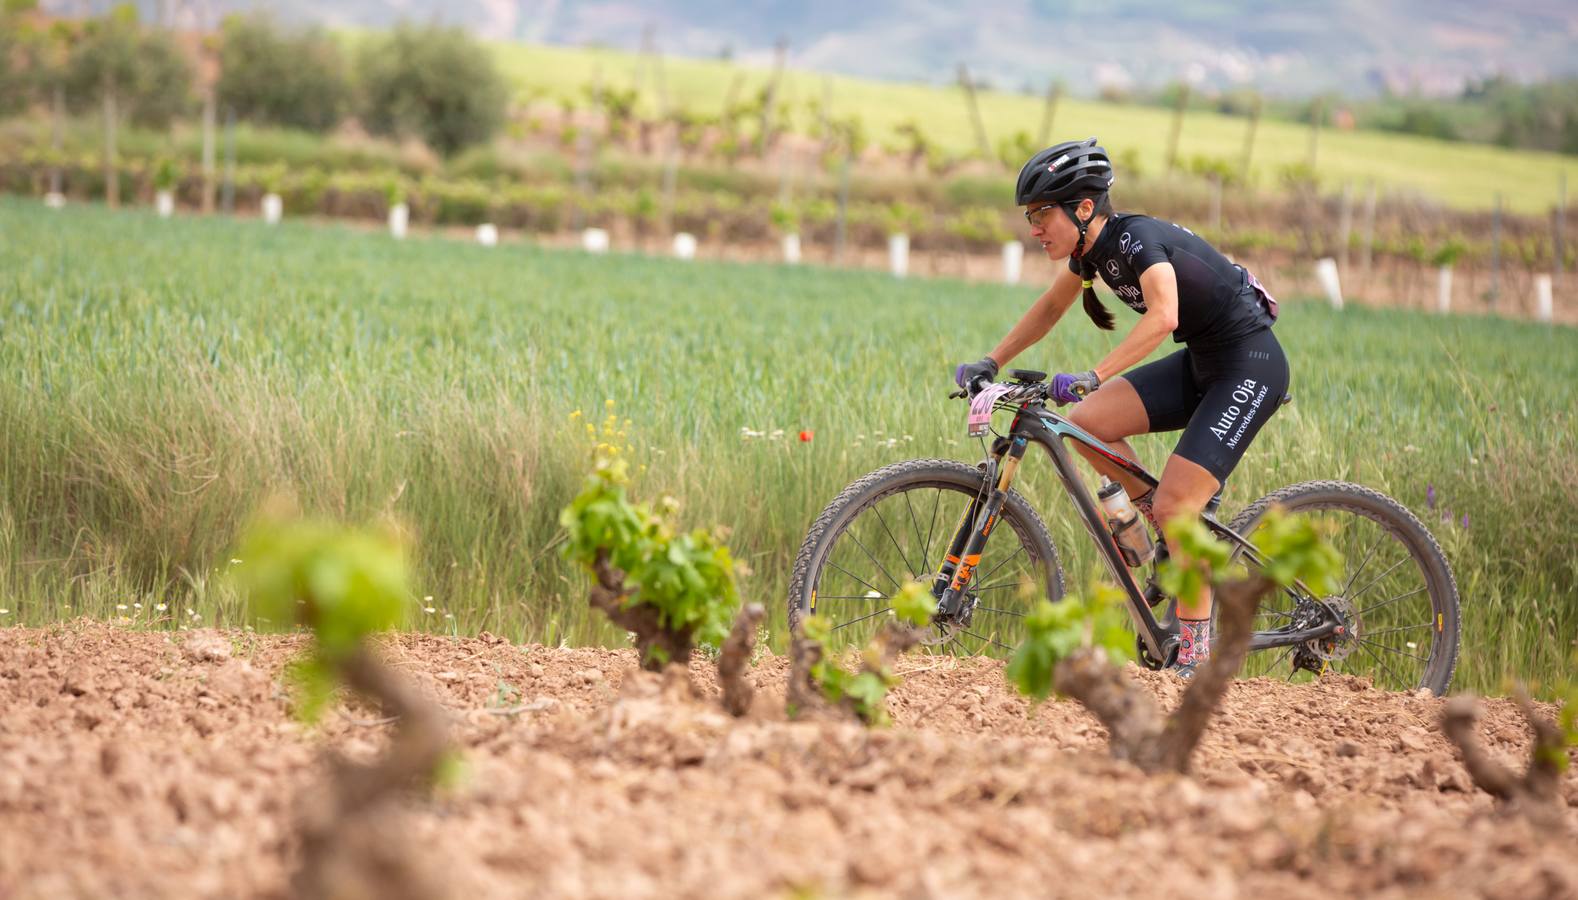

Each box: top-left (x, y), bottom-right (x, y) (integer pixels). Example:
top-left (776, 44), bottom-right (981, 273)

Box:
top-left (1, 198), bottom-right (1574, 694)
top-left (485, 41), bottom-right (1577, 215)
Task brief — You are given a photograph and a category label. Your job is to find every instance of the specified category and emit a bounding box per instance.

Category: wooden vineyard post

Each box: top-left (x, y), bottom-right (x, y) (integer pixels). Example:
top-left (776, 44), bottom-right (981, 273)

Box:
top-left (1306, 96), bottom-right (1324, 173)
top-left (48, 84), bottom-right (65, 204)
top-left (102, 76), bottom-right (118, 209)
top-left (198, 30), bottom-right (220, 215)
top-left (1360, 180), bottom-right (1378, 279)
top-left (1337, 181), bottom-right (1354, 277)
top-left (1165, 81), bottom-right (1189, 174)
top-left (1037, 80), bottom-right (1063, 147)
top-left (1238, 92), bottom-right (1261, 185)
top-left (1555, 173), bottom-right (1566, 295)
top-left (221, 106), bottom-right (236, 213)
top-left (757, 37), bottom-right (788, 155)
top-left (573, 66), bottom-right (601, 232)
top-left (957, 64), bottom-right (994, 164)
top-left (1489, 193), bottom-right (1502, 310)
top-left (834, 149), bottom-right (851, 265)
top-left (1209, 174), bottom-right (1223, 233)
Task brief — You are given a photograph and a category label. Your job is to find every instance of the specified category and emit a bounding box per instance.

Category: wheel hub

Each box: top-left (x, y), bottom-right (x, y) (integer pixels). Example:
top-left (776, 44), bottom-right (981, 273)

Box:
top-left (1309, 596), bottom-right (1359, 662)
top-left (920, 592), bottom-right (978, 646)
top-left (1290, 595), bottom-right (1358, 672)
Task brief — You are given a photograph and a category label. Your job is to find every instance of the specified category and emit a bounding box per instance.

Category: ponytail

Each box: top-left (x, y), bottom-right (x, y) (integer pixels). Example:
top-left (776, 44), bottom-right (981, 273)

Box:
top-left (1080, 257), bottom-right (1115, 330)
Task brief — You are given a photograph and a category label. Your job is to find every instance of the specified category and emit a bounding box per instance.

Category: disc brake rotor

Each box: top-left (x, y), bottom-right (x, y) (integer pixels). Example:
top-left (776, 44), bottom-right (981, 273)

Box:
top-left (919, 593), bottom-right (979, 646)
top-left (1308, 596), bottom-right (1359, 663)
top-left (1290, 595), bottom-right (1358, 673)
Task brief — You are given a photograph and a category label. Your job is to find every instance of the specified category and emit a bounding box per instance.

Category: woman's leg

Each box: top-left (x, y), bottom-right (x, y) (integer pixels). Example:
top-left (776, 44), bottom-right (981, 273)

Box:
top-left (1158, 329), bottom-right (1292, 670)
top-left (1065, 377), bottom-right (1151, 498)
top-left (1151, 454), bottom-right (1223, 621)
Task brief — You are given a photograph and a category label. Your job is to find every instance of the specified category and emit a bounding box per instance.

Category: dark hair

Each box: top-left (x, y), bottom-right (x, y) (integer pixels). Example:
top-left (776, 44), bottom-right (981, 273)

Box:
top-left (1075, 193), bottom-right (1116, 330)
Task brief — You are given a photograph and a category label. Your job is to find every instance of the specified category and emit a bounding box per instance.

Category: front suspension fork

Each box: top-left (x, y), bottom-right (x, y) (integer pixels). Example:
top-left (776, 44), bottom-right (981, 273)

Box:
top-left (934, 435), bottom-right (1028, 616)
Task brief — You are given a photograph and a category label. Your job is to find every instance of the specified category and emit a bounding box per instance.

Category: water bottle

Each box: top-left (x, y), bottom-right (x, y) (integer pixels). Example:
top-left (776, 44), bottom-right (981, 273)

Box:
top-left (1097, 479), bottom-right (1156, 567)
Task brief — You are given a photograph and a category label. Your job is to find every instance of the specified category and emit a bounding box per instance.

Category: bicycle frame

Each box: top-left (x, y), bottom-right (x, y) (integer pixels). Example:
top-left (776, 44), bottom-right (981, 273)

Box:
top-left (933, 398), bottom-right (1342, 663)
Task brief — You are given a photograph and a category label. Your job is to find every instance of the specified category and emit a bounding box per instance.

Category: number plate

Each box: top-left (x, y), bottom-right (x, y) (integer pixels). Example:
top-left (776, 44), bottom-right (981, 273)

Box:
top-left (967, 383), bottom-right (1016, 437)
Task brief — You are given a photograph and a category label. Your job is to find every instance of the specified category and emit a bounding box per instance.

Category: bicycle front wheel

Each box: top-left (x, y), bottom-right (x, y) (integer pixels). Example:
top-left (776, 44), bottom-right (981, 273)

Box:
top-left (788, 458), bottom-right (1065, 657)
top-left (1230, 480), bottom-right (1462, 694)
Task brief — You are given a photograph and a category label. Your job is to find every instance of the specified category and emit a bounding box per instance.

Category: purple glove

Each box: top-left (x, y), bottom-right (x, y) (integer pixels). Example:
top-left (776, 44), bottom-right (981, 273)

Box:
top-left (1051, 370), bottom-right (1101, 405)
top-left (954, 357), bottom-right (999, 394)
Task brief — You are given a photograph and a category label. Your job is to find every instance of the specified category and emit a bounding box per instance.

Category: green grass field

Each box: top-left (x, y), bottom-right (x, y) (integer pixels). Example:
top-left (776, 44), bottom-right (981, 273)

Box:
top-left (488, 41), bottom-right (1577, 215)
top-left (1, 198), bottom-right (1574, 694)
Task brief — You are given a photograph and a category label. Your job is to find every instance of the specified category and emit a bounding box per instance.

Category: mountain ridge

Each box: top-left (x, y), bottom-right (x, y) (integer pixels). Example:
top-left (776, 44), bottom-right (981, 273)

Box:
top-left (53, 0), bottom-right (1578, 98)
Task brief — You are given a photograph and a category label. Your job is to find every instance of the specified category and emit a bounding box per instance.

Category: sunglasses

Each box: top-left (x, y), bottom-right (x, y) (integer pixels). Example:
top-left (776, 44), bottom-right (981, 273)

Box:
top-left (1023, 203), bottom-right (1067, 228)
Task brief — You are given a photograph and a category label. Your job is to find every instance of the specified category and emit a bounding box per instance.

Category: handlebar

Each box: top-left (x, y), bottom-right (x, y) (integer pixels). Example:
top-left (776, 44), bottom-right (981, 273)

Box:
top-left (948, 373), bottom-right (994, 400)
top-left (952, 373), bottom-right (1091, 403)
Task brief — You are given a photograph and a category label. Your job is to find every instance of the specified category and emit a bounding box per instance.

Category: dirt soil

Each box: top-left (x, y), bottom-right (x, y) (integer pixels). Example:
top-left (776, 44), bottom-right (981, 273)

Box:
top-left (2, 624), bottom-right (1575, 899)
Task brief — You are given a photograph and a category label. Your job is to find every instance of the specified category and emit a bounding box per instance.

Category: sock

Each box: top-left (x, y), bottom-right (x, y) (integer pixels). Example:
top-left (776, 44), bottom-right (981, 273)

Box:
top-left (1133, 490), bottom-right (1161, 533)
top-left (1177, 617), bottom-right (1212, 667)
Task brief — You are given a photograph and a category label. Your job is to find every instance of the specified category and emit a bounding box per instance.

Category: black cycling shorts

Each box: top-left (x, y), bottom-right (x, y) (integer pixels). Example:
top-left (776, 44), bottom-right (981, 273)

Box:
top-left (1121, 328), bottom-right (1290, 483)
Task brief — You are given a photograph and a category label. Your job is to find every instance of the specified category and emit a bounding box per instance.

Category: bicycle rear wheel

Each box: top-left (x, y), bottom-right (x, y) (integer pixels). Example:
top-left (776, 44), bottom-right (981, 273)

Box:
top-left (788, 459), bottom-right (1065, 657)
top-left (1229, 480), bottom-right (1461, 694)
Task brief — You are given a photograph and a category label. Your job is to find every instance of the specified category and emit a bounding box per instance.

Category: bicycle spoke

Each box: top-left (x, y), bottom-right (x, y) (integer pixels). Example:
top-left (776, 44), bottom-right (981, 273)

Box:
top-left (845, 529), bottom-right (904, 593)
top-left (922, 489), bottom-right (942, 575)
top-left (1358, 641), bottom-right (1409, 689)
top-left (975, 606), bottom-right (1025, 617)
top-left (825, 560), bottom-right (890, 602)
top-left (872, 504), bottom-right (919, 581)
top-left (1343, 534), bottom-right (1384, 595)
top-left (902, 490), bottom-right (927, 572)
top-left (1272, 645), bottom-right (1295, 672)
top-left (1358, 637), bottom-right (1429, 663)
top-left (969, 580), bottom-right (1024, 594)
top-left (815, 594), bottom-right (891, 601)
top-left (974, 543), bottom-right (1027, 587)
top-left (1349, 556), bottom-right (1409, 602)
top-left (831, 607), bottom-right (893, 632)
top-left (1363, 622), bottom-right (1432, 639)
top-left (960, 628), bottom-right (1014, 652)
top-left (1359, 585), bottom-right (1428, 618)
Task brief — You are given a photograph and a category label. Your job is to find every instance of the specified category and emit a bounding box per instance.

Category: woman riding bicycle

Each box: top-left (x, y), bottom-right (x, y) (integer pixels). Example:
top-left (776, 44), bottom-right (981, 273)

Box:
top-left (955, 137), bottom-right (1289, 677)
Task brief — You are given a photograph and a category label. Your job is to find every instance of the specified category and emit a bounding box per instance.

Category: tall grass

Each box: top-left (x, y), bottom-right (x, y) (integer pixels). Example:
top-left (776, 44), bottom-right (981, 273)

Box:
top-left (0, 198), bottom-right (1574, 693)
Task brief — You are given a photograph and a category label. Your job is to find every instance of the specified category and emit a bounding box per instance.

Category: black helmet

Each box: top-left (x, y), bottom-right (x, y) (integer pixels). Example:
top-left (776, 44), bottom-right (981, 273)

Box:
top-left (1016, 138), bottom-right (1113, 206)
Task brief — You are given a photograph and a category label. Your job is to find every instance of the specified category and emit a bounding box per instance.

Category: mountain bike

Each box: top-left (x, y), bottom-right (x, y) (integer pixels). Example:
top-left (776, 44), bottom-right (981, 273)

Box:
top-left (787, 368), bottom-right (1462, 694)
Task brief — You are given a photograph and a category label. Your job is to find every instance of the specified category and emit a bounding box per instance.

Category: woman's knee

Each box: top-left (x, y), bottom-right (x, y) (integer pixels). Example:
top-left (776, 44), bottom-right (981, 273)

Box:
top-left (1151, 484), bottom-right (1206, 525)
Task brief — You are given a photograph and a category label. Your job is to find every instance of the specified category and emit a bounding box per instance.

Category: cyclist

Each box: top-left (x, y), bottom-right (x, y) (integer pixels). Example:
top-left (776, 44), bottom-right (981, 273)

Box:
top-left (954, 137), bottom-right (1288, 677)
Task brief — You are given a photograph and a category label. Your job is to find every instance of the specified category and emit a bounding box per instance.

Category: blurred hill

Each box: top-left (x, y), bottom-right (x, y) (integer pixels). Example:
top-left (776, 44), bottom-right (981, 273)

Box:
top-left (69, 0), bottom-right (1578, 97)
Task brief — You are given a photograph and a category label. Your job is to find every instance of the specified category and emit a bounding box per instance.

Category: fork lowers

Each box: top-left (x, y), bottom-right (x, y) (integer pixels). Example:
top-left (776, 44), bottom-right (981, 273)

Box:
top-left (936, 436), bottom-right (1030, 617)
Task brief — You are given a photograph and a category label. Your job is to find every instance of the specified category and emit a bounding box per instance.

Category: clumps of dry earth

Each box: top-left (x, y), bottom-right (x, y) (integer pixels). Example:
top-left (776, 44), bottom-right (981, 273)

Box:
top-left (2, 623), bottom-right (1575, 899)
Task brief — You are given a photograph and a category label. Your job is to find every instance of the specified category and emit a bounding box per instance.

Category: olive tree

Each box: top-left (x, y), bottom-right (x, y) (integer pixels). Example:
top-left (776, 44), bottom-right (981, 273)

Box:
top-left (355, 23), bottom-right (507, 157)
top-left (216, 14), bottom-right (351, 132)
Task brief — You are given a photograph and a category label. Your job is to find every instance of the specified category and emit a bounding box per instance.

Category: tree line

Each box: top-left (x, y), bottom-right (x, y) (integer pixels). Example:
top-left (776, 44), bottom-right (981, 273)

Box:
top-left (0, 2), bottom-right (509, 157)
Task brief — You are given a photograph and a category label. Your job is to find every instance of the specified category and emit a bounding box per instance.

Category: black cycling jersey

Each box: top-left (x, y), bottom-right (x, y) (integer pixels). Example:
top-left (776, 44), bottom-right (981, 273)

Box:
top-left (1067, 213), bottom-right (1274, 348)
